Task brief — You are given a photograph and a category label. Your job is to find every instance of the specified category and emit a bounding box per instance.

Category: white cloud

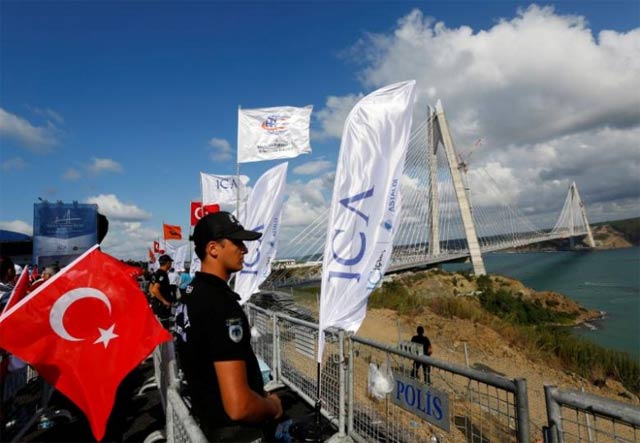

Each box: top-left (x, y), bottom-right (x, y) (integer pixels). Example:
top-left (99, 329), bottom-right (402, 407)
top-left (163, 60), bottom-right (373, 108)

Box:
top-left (208, 137), bottom-right (233, 161)
top-left (292, 160), bottom-right (333, 175)
top-left (1, 157), bottom-right (26, 171)
top-left (0, 108), bottom-right (59, 152)
top-left (84, 194), bottom-right (151, 221)
top-left (282, 174), bottom-right (333, 226)
top-left (28, 106), bottom-right (65, 125)
top-left (62, 167), bottom-right (82, 181)
top-left (0, 220), bottom-right (33, 236)
top-left (313, 94), bottom-right (363, 139)
top-left (323, 5), bottom-right (640, 225)
top-left (89, 157), bottom-right (123, 174)
top-left (98, 220), bottom-right (162, 260)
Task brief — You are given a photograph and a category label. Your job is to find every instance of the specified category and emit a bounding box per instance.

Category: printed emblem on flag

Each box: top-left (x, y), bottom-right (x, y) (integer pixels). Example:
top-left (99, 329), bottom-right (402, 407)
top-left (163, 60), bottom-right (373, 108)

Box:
top-left (226, 318), bottom-right (243, 343)
top-left (261, 114), bottom-right (289, 134)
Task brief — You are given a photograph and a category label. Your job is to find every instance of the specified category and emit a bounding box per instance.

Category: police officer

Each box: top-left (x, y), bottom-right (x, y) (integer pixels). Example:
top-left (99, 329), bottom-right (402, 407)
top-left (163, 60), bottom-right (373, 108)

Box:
top-left (175, 212), bottom-right (282, 442)
top-left (149, 254), bottom-right (175, 326)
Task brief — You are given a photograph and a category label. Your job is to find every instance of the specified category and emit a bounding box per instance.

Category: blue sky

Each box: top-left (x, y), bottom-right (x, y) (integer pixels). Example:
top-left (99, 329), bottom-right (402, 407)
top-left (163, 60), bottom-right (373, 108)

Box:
top-left (1, 1), bottom-right (639, 259)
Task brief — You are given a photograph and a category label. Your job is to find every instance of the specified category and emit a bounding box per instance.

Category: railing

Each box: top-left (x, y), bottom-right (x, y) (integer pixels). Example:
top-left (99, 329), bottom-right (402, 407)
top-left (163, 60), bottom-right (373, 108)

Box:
top-left (166, 386), bottom-right (207, 443)
top-left (8, 308), bottom-right (639, 443)
top-left (544, 385), bottom-right (640, 443)
top-left (0, 356), bottom-right (56, 443)
top-left (245, 304), bottom-right (346, 432)
top-left (244, 303), bottom-right (530, 443)
top-left (348, 335), bottom-right (529, 443)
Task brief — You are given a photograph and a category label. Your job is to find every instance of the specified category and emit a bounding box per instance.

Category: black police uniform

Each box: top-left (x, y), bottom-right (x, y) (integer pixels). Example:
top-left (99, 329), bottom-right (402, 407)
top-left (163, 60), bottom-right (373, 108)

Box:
top-left (150, 268), bottom-right (174, 319)
top-left (174, 271), bottom-right (266, 442)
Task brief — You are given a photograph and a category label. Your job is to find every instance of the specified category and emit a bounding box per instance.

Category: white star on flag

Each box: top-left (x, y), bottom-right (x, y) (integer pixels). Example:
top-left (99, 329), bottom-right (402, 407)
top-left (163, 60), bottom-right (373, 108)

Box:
top-left (93, 324), bottom-right (119, 348)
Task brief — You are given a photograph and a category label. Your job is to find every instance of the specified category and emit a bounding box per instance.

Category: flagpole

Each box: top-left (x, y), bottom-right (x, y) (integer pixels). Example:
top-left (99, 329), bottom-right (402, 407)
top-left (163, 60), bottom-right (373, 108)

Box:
top-left (188, 201), bottom-right (193, 269)
top-left (237, 105), bottom-right (241, 222)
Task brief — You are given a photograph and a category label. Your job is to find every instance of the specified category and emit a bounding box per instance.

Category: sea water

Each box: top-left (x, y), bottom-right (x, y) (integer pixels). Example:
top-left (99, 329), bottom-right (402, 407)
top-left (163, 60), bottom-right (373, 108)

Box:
top-left (445, 247), bottom-right (640, 359)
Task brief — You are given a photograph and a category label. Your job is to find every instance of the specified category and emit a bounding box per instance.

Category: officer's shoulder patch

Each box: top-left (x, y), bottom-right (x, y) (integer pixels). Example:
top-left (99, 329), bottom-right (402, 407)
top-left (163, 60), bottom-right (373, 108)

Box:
top-left (225, 317), bottom-right (243, 343)
top-left (158, 276), bottom-right (164, 282)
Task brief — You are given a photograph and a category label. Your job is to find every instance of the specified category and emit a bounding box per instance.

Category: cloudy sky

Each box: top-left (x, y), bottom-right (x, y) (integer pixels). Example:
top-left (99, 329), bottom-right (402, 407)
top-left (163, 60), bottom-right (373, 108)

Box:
top-left (1, 1), bottom-right (638, 260)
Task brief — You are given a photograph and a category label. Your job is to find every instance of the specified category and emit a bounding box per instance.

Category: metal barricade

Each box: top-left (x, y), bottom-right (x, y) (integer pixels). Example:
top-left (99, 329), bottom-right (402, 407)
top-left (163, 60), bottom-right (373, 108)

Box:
top-left (2, 364), bottom-right (29, 403)
top-left (544, 385), bottom-right (640, 443)
top-left (245, 304), bottom-right (278, 384)
top-left (166, 386), bottom-right (207, 443)
top-left (275, 311), bottom-right (345, 432)
top-left (348, 335), bottom-right (530, 443)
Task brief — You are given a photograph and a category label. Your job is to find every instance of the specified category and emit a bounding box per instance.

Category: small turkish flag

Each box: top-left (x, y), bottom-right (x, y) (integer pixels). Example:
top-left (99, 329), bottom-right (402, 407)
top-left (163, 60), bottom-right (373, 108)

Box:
top-left (0, 245), bottom-right (171, 440)
top-left (190, 201), bottom-right (220, 226)
top-left (30, 265), bottom-right (39, 282)
top-left (153, 240), bottom-right (164, 254)
top-left (1, 267), bottom-right (30, 316)
top-left (163, 223), bottom-right (182, 240)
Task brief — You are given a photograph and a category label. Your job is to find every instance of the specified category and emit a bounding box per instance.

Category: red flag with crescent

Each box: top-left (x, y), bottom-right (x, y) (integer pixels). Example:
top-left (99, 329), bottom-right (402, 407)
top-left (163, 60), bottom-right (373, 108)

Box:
top-left (1, 267), bottom-right (30, 316)
top-left (190, 201), bottom-right (220, 226)
top-left (153, 240), bottom-right (164, 254)
top-left (0, 245), bottom-right (171, 440)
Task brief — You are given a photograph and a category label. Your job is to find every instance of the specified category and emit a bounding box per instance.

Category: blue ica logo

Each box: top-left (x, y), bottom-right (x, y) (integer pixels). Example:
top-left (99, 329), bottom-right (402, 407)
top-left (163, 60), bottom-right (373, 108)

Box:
top-left (392, 373), bottom-right (450, 432)
top-left (327, 187), bottom-right (375, 283)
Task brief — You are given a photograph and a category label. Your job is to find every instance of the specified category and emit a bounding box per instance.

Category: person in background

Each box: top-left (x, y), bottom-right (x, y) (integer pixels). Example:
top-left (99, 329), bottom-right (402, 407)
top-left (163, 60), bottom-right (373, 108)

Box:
top-left (0, 256), bottom-right (16, 311)
top-left (168, 267), bottom-right (180, 301)
top-left (411, 326), bottom-right (433, 384)
top-left (148, 254), bottom-right (175, 327)
top-left (28, 266), bottom-right (58, 293)
top-left (174, 212), bottom-right (282, 442)
top-left (178, 267), bottom-right (193, 299)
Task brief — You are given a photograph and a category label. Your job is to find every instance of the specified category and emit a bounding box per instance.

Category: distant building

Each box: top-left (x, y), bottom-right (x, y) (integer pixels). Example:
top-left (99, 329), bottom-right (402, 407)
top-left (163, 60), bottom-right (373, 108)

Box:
top-left (272, 258), bottom-right (296, 269)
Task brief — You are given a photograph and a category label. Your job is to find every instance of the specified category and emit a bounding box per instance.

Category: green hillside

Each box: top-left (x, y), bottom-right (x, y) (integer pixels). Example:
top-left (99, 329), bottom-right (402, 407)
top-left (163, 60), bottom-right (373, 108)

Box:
top-left (594, 217), bottom-right (640, 245)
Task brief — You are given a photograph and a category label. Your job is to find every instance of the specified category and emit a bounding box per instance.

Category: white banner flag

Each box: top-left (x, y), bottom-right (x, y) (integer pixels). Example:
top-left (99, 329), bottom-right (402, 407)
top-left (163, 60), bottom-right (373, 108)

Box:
top-left (201, 173), bottom-right (249, 206)
top-left (171, 244), bottom-right (188, 272)
top-left (238, 106), bottom-right (312, 163)
top-left (234, 162), bottom-right (288, 304)
top-left (189, 242), bottom-right (201, 277)
top-left (318, 80), bottom-right (416, 362)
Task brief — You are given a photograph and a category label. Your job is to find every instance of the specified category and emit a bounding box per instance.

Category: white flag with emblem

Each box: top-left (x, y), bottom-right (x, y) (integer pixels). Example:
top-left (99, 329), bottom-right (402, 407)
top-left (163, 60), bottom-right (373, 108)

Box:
top-left (238, 106), bottom-right (312, 163)
top-left (317, 80), bottom-right (416, 362)
top-left (201, 173), bottom-right (250, 205)
top-left (234, 162), bottom-right (288, 304)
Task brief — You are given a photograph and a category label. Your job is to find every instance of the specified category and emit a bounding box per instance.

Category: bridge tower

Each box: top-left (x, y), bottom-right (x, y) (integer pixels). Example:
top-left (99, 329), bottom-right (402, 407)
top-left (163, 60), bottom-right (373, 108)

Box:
top-left (427, 107), bottom-right (440, 256)
top-left (431, 101), bottom-right (486, 275)
top-left (569, 182), bottom-right (596, 248)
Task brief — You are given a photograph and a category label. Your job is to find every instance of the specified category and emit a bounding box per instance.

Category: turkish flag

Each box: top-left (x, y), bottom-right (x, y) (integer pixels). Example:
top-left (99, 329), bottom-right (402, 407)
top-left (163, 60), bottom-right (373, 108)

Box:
top-left (30, 265), bottom-right (39, 282)
top-left (190, 201), bottom-right (220, 226)
top-left (153, 240), bottom-right (164, 254)
top-left (0, 245), bottom-right (171, 440)
top-left (163, 223), bottom-right (182, 240)
top-left (0, 268), bottom-right (30, 316)
top-left (148, 248), bottom-right (156, 263)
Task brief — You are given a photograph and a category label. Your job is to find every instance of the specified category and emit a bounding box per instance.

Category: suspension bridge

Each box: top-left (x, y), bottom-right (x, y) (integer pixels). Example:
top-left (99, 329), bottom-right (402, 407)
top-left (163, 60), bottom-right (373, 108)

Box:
top-left (269, 101), bottom-right (594, 285)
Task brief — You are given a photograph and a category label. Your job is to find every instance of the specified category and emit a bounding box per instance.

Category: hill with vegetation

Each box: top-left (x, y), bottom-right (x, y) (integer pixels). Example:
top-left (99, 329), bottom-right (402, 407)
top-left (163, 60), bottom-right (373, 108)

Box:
top-left (593, 217), bottom-right (640, 246)
top-left (291, 269), bottom-right (639, 410)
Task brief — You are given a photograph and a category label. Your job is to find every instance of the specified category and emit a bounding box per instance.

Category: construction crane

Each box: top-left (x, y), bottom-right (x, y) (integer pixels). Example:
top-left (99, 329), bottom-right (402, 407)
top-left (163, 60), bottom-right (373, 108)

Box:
top-left (457, 138), bottom-right (483, 174)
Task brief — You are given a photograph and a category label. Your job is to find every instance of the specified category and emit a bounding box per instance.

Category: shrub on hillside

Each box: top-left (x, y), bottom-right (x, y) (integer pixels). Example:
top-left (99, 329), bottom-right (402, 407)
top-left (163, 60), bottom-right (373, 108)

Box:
top-left (479, 288), bottom-right (577, 325)
top-left (368, 281), bottom-right (422, 316)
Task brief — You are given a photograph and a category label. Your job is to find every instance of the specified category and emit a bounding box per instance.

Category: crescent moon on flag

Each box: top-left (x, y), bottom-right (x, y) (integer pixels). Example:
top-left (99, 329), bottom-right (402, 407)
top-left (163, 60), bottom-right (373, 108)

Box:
top-left (49, 287), bottom-right (113, 342)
